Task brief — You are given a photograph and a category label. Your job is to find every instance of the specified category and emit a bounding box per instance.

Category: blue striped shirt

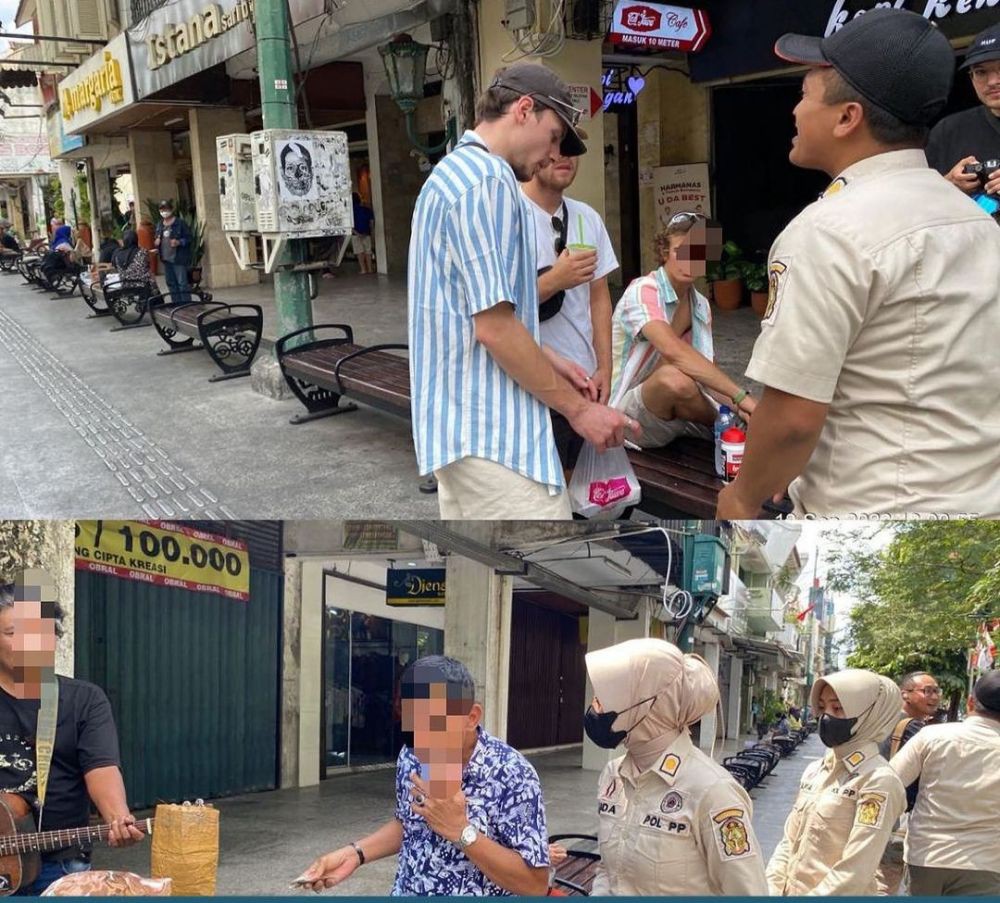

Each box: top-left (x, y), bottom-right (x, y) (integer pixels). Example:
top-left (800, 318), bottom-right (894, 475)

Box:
top-left (408, 130), bottom-right (563, 492)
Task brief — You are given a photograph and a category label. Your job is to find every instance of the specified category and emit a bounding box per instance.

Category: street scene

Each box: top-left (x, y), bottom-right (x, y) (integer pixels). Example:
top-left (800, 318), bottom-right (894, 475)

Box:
top-left (2, 0), bottom-right (999, 521)
top-left (1, 517), bottom-right (998, 895)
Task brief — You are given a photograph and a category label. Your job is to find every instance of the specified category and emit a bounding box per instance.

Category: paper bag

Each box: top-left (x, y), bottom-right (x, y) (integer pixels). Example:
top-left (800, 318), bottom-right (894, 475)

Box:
top-left (150, 801), bottom-right (220, 896)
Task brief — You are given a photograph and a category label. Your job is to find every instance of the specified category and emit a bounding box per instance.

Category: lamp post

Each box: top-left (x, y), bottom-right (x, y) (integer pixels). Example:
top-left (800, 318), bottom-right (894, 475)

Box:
top-left (379, 34), bottom-right (457, 156)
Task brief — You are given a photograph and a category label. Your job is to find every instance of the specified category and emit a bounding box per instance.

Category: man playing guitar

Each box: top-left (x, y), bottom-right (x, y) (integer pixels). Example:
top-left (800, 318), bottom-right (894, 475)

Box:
top-left (0, 577), bottom-right (143, 895)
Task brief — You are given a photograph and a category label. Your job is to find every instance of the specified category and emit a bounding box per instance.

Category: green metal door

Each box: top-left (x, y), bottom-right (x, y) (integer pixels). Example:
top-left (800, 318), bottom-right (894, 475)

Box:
top-left (74, 568), bottom-right (282, 810)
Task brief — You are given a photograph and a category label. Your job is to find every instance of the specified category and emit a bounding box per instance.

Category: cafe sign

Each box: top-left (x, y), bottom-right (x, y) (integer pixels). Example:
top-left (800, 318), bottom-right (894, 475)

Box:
top-left (386, 568), bottom-right (446, 607)
top-left (608, 1), bottom-right (712, 51)
top-left (59, 34), bottom-right (135, 135)
top-left (825, 0), bottom-right (1000, 35)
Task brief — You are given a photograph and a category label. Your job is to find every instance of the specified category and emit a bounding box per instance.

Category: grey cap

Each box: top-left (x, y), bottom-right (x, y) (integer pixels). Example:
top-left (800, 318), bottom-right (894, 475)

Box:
top-left (775, 8), bottom-right (955, 126)
top-left (489, 62), bottom-right (587, 157)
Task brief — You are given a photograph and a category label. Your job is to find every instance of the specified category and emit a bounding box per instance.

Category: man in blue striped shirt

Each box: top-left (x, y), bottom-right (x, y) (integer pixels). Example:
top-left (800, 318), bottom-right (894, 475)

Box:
top-left (409, 63), bottom-right (634, 519)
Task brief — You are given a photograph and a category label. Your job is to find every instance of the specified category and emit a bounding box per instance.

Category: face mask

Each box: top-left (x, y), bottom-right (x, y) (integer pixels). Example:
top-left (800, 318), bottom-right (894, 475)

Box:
top-left (818, 713), bottom-right (859, 748)
top-left (584, 695), bottom-right (656, 749)
top-left (160, 211), bottom-right (170, 219)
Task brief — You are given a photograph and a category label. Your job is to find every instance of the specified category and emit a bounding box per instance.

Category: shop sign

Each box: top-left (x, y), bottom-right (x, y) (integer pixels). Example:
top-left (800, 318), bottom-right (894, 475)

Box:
top-left (0, 134), bottom-right (55, 175)
top-left (601, 69), bottom-right (647, 110)
top-left (58, 34), bottom-right (135, 135)
top-left (608, 1), bottom-right (712, 51)
top-left (128, 0), bottom-right (323, 99)
top-left (654, 162), bottom-right (711, 228)
top-left (825, 0), bottom-right (1000, 36)
top-left (386, 568), bottom-right (446, 607)
top-left (46, 111), bottom-right (86, 160)
top-left (75, 520), bottom-right (251, 601)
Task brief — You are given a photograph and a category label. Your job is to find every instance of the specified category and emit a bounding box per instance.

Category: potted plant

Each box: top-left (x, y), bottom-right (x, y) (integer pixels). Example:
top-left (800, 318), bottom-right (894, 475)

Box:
top-left (743, 261), bottom-right (769, 317)
top-left (707, 240), bottom-right (746, 311)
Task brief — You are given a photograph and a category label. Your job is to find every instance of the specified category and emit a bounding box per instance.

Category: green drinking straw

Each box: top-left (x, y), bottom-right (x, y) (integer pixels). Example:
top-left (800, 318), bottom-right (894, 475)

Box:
top-left (577, 213), bottom-right (584, 245)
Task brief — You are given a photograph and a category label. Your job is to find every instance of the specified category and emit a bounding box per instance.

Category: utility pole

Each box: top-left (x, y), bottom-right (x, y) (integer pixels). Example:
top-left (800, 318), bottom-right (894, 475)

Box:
top-left (254, 0), bottom-right (312, 338)
top-left (804, 543), bottom-right (820, 720)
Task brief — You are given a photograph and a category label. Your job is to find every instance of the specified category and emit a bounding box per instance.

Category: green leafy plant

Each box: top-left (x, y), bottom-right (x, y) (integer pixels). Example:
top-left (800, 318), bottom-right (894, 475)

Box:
top-left (741, 261), bottom-right (768, 293)
top-left (75, 174), bottom-right (91, 223)
top-left (760, 689), bottom-right (785, 728)
top-left (707, 240), bottom-right (746, 282)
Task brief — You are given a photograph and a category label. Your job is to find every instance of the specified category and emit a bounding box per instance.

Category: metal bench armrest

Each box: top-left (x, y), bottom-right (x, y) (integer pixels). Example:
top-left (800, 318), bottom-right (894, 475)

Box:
top-left (275, 323), bottom-right (355, 358)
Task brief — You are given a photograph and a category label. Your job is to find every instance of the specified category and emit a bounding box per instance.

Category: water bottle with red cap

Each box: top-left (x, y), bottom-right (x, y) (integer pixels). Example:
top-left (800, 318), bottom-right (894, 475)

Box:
top-left (720, 425), bottom-right (746, 483)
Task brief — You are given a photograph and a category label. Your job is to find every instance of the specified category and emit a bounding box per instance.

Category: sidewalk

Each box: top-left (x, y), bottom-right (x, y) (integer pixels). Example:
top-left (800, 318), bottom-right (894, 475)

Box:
top-left (92, 735), bottom-right (820, 895)
top-left (0, 271), bottom-right (762, 519)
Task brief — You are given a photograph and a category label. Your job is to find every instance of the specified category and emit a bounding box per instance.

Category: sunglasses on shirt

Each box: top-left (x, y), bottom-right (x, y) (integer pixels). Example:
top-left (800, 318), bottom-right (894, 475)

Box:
top-left (539, 204), bottom-right (569, 322)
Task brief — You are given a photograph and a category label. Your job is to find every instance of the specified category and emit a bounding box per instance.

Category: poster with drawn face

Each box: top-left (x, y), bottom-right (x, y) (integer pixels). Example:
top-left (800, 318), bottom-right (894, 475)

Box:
top-left (278, 139), bottom-right (317, 201)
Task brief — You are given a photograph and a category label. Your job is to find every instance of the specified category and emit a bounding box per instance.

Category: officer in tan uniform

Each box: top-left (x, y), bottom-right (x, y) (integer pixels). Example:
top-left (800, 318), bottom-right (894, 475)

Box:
top-left (583, 638), bottom-right (767, 896)
top-left (717, 8), bottom-right (1000, 519)
top-left (768, 669), bottom-right (907, 895)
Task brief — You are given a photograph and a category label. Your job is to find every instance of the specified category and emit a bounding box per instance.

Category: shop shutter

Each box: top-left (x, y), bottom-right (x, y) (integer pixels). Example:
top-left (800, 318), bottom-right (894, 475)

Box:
top-left (70, 0), bottom-right (109, 40)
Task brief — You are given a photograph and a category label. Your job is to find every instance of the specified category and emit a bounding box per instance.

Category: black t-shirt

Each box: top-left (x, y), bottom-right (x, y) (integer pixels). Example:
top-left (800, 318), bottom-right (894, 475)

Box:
top-left (0, 677), bottom-right (121, 839)
top-left (879, 713), bottom-right (925, 812)
top-left (926, 105), bottom-right (1000, 175)
top-left (1, 233), bottom-right (19, 251)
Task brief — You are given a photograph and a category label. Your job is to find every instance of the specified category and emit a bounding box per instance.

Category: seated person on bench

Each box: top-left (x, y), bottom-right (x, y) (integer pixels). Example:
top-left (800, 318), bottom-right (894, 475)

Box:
top-left (610, 214), bottom-right (755, 448)
top-left (39, 224), bottom-right (75, 285)
top-left (0, 221), bottom-right (20, 257)
top-left (111, 230), bottom-right (157, 293)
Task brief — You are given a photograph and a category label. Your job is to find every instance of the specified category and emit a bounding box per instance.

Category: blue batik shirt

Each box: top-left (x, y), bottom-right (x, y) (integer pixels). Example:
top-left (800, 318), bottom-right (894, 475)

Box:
top-left (391, 727), bottom-right (550, 895)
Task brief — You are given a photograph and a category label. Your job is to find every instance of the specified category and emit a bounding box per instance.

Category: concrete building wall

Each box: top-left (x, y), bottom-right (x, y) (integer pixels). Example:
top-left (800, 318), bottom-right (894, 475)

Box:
top-left (128, 131), bottom-right (178, 212)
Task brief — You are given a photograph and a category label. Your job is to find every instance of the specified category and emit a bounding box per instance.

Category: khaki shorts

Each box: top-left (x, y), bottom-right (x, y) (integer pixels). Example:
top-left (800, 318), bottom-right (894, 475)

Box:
top-left (351, 234), bottom-right (373, 255)
top-left (617, 384), bottom-right (713, 449)
top-left (434, 456), bottom-right (572, 520)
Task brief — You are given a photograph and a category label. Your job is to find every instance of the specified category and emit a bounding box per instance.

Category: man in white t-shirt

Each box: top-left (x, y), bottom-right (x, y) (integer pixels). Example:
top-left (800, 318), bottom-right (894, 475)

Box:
top-left (522, 147), bottom-right (619, 473)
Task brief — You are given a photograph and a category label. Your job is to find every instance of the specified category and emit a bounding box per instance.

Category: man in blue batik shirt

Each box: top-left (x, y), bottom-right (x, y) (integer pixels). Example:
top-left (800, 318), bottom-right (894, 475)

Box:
top-left (300, 656), bottom-right (550, 896)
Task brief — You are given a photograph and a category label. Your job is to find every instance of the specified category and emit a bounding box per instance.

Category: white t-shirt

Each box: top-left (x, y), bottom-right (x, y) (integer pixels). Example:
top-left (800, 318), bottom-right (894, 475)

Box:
top-left (524, 194), bottom-right (618, 374)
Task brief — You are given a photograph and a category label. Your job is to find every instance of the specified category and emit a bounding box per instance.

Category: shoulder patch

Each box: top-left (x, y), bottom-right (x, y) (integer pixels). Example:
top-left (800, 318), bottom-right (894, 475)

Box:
top-left (659, 753), bottom-right (682, 777)
top-left (711, 807), bottom-right (756, 860)
top-left (764, 260), bottom-right (788, 323)
top-left (856, 791), bottom-right (888, 828)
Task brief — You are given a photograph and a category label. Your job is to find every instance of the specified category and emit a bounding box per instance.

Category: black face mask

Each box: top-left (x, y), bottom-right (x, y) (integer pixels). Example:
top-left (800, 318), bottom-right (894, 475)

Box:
top-left (584, 695), bottom-right (656, 749)
top-left (818, 713), bottom-right (859, 748)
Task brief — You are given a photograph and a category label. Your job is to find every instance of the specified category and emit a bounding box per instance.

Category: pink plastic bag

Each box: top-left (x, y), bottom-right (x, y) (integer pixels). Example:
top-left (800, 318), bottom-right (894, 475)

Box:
top-left (568, 443), bottom-right (642, 519)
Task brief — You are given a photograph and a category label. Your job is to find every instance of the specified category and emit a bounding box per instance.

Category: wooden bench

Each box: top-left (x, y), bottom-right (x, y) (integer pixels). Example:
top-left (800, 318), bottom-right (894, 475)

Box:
top-left (276, 324), bottom-right (410, 423)
top-left (151, 293), bottom-right (263, 382)
top-left (549, 834), bottom-right (600, 896)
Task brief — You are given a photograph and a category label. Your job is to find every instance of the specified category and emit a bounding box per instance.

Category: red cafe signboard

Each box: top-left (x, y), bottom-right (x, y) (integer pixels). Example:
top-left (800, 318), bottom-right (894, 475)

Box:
top-left (608, 1), bottom-right (712, 51)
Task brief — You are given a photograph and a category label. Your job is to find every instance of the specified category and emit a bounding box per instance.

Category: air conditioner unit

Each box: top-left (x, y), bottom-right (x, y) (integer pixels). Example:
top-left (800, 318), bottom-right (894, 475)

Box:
top-left (251, 129), bottom-right (352, 237)
top-left (216, 134), bottom-right (257, 233)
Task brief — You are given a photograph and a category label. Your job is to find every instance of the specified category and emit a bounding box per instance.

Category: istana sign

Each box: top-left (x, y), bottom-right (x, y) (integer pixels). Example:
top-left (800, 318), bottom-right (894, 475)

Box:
top-left (128, 0), bottom-right (323, 99)
top-left (58, 33), bottom-right (135, 135)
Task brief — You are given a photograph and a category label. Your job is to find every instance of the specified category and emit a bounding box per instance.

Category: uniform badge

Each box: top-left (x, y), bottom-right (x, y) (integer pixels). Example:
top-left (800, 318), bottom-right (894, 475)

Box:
top-left (822, 176), bottom-right (848, 198)
top-left (856, 791), bottom-right (887, 828)
top-left (765, 260), bottom-right (787, 322)
top-left (845, 750), bottom-right (866, 769)
top-left (658, 753), bottom-right (681, 777)
top-left (660, 791), bottom-right (684, 814)
top-left (711, 807), bottom-right (755, 859)
top-left (601, 778), bottom-right (618, 801)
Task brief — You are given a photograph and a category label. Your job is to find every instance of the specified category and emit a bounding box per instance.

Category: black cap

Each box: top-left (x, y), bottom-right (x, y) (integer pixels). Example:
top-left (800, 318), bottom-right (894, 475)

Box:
top-left (961, 23), bottom-right (1000, 70)
top-left (489, 63), bottom-right (587, 157)
top-left (775, 8), bottom-right (955, 126)
top-left (974, 670), bottom-right (1000, 715)
top-left (157, 199), bottom-right (173, 210)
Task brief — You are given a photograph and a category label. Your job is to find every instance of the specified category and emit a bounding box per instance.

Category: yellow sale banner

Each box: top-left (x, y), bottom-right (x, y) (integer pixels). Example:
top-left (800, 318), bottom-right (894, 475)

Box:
top-left (75, 520), bottom-right (250, 601)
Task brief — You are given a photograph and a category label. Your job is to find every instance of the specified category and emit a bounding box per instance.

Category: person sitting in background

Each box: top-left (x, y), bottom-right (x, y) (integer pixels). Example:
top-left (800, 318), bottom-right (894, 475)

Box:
top-left (39, 224), bottom-right (75, 286)
top-left (787, 707), bottom-right (803, 732)
top-left (0, 220), bottom-right (20, 255)
top-left (112, 230), bottom-right (157, 292)
top-left (773, 711), bottom-right (790, 737)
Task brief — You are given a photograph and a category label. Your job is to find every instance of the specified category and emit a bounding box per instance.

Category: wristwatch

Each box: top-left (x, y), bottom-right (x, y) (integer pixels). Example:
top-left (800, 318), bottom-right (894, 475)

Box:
top-left (457, 823), bottom-right (479, 850)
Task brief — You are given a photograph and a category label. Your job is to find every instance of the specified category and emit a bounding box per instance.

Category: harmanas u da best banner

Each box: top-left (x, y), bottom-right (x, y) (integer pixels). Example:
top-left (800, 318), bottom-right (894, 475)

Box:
top-left (75, 520), bottom-right (250, 601)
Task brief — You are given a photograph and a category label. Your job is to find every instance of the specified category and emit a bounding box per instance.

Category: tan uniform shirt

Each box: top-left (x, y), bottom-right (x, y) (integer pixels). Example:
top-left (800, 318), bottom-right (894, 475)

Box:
top-left (890, 714), bottom-right (1000, 872)
top-left (747, 149), bottom-right (1000, 517)
top-left (766, 741), bottom-right (906, 895)
top-left (592, 732), bottom-right (768, 896)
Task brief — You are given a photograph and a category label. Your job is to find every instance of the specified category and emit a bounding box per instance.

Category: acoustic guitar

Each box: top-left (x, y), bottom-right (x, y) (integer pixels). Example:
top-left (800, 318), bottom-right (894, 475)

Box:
top-left (0, 792), bottom-right (153, 895)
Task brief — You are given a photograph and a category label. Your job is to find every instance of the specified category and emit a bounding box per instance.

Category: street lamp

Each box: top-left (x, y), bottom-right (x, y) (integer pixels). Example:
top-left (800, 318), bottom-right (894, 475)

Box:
top-left (378, 33), bottom-right (457, 156)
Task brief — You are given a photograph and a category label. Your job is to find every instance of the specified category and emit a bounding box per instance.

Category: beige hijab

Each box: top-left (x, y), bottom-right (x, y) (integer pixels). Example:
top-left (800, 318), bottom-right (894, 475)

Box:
top-left (811, 668), bottom-right (902, 749)
top-left (586, 638), bottom-right (720, 772)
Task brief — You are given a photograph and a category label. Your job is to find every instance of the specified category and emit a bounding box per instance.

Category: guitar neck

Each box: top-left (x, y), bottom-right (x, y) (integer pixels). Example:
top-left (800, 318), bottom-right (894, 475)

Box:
top-left (0, 818), bottom-right (153, 857)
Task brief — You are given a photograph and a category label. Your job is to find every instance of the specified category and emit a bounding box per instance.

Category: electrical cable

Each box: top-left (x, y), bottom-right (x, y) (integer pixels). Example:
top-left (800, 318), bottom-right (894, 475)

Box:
top-left (656, 527), bottom-right (693, 621)
top-left (503, 0), bottom-right (566, 61)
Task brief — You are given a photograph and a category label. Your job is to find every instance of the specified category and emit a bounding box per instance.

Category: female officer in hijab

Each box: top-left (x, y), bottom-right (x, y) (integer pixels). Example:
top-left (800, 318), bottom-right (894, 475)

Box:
top-left (767, 668), bottom-right (907, 895)
top-left (584, 638), bottom-right (768, 896)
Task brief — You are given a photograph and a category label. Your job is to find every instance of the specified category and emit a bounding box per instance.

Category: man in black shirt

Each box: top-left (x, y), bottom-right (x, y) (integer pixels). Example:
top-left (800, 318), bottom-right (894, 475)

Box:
top-left (0, 222), bottom-right (20, 254)
top-left (926, 24), bottom-right (1000, 198)
top-left (0, 579), bottom-right (143, 894)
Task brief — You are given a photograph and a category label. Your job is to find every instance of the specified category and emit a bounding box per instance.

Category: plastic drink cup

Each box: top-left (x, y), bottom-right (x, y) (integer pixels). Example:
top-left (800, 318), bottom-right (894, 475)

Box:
top-left (567, 243), bottom-right (596, 254)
